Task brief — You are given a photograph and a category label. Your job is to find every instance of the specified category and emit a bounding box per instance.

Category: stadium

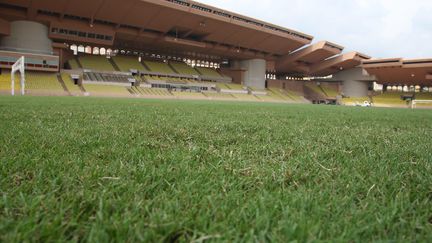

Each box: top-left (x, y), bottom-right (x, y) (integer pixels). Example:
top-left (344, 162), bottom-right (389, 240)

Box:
top-left (0, 0), bottom-right (431, 106)
top-left (0, 0), bottom-right (431, 242)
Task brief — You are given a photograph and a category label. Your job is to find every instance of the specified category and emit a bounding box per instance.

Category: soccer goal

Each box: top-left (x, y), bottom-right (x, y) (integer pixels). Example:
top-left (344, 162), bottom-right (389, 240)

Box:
top-left (11, 56), bottom-right (25, 96)
top-left (411, 100), bottom-right (432, 109)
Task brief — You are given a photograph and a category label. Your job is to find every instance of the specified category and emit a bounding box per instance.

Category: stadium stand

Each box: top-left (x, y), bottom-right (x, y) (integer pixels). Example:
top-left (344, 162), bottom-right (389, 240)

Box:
top-left (203, 92), bottom-right (235, 100)
top-left (170, 62), bottom-right (200, 76)
top-left (413, 92), bottom-right (432, 107)
top-left (79, 55), bottom-right (115, 71)
top-left (83, 84), bottom-right (132, 97)
top-left (216, 82), bottom-right (245, 91)
top-left (196, 67), bottom-right (223, 78)
top-left (172, 91), bottom-right (207, 99)
top-left (232, 94), bottom-right (259, 101)
top-left (372, 92), bottom-right (408, 106)
top-left (60, 73), bottom-right (82, 95)
top-left (112, 56), bottom-right (147, 72)
top-left (143, 60), bottom-right (176, 74)
top-left (83, 72), bottom-right (133, 84)
top-left (304, 82), bottom-right (327, 97)
top-left (415, 92), bottom-right (432, 100)
top-left (268, 88), bottom-right (293, 101)
top-left (167, 77), bottom-right (187, 84)
top-left (68, 58), bottom-right (81, 69)
top-left (268, 88), bottom-right (307, 102)
top-left (215, 83), bottom-right (229, 90)
top-left (25, 72), bottom-right (65, 95)
top-left (342, 97), bottom-right (371, 106)
top-left (226, 83), bottom-right (245, 90)
top-left (320, 85), bottom-right (339, 97)
top-left (0, 73), bottom-right (20, 92)
top-left (139, 87), bottom-right (173, 97)
top-left (255, 95), bottom-right (282, 102)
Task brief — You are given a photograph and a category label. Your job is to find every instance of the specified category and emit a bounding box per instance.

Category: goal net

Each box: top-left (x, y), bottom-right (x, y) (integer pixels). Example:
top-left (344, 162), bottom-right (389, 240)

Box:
top-left (11, 56), bottom-right (25, 96)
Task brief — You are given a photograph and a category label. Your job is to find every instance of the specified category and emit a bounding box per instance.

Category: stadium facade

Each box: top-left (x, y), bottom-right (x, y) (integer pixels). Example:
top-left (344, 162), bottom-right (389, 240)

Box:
top-left (0, 0), bottom-right (431, 106)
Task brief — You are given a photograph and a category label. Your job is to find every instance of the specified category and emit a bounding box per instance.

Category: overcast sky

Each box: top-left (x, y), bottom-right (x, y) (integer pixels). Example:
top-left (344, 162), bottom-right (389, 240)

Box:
top-left (198, 0), bottom-right (432, 59)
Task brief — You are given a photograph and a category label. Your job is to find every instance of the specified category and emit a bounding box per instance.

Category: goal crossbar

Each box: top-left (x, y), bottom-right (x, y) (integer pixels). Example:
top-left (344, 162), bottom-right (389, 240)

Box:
top-left (411, 100), bottom-right (432, 109)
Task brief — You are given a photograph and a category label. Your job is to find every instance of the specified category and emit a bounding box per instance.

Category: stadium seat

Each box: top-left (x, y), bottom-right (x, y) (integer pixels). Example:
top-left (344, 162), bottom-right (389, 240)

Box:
top-left (139, 87), bottom-right (173, 96)
top-left (83, 72), bottom-right (133, 84)
top-left (342, 97), bottom-right (371, 106)
top-left (170, 62), bottom-right (200, 76)
top-left (83, 84), bottom-right (132, 97)
top-left (304, 82), bottom-right (327, 97)
top-left (61, 73), bottom-right (82, 95)
top-left (225, 83), bottom-right (245, 90)
top-left (268, 88), bottom-right (291, 101)
top-left (255, 95), bottom-right (281, 102)
top-left (112, 56), bottom-right (148, 72)
top-left (79, 55), bottom-right (116, 71)
top-left (415, 92), bottom-right (432, 100)
top-left (143, 60), bottom-right (176, 74)
top-left (68, 59), bottom-right (81, 69)
top-left (268, 88), bottom-right (304, 102)
top-left (232, 94), bottom-right (259, 101)
top-left (320, 85), bottom-right (339, 97)
top-left (372, 92), bottom-right (407, 106)
top-left (195, 67), bottom-right (223, 78)
top-left (0, 73), bottom-right (21, 92)
top-left (172, 91), bottom-right (206, 99)
top-left (203, 92), bottom-right (235, 100)
top-left (25, 72), bottom-right (65, 95)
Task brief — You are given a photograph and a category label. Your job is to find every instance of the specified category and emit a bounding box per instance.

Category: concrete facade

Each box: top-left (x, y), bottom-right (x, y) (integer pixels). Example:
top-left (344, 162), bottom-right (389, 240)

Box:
top-left (0, 21), bottom-right (53, 55)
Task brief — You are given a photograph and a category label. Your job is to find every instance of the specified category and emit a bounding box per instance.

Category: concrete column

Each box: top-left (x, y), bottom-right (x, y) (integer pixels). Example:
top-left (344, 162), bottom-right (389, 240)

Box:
top-left (328, 67), bottom-right (375, 98)
top-left (238, 59), bottom-right (266, 89)
top-left (342, 79), bottom-right (369, 97)
top-left (0, 21), bottom-right (53, 55)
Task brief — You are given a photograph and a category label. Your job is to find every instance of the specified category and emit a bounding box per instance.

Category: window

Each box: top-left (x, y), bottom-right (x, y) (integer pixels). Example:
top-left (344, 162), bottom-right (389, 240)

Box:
top-left (85, 46), bottom-right (92, 54)
top-left (100, 48), bottom-right (106, 55)
top-left (77, 45), bottom-right (85, 53)
top-left (68, 30), bottom-right (78, 36)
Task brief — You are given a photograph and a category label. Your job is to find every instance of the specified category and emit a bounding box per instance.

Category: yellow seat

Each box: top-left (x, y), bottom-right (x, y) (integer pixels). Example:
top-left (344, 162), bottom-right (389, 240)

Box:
top-left (112, 56), bottom-right (148, 72)
top-left (143, 60), bottom-right (175, 74)
top-left (79, 55), bottom-right (115, 71)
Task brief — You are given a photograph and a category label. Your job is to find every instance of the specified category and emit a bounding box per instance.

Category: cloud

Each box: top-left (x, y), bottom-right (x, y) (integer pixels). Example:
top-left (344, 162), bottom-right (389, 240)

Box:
top-left (198, 0), bottom-right (432, 58)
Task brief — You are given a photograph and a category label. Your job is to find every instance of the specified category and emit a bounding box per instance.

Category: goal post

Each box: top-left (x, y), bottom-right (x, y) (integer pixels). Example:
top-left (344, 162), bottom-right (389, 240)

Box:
top-left (11, 56), bottom-right (25, 96)
top-left (411, 100), bottom-right (432, 109)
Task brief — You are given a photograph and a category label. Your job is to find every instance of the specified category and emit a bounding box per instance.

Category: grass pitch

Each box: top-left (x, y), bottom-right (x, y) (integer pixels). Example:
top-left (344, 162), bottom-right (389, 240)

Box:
top-left (1, 96), bottom-right (431, 242)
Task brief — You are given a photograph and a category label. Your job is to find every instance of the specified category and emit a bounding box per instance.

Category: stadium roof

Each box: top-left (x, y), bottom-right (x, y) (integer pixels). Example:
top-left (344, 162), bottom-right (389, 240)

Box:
top-left (276, 41), bottom-right (345, 74)
top-left (0, 0), bottom-right (369, 75)
top-left (363, 58), bottom-right (432, 85)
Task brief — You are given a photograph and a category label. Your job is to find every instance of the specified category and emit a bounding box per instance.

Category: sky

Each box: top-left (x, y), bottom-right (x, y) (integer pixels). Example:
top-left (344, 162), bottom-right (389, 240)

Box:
top-left (198, 0), bottom-right (432, 59)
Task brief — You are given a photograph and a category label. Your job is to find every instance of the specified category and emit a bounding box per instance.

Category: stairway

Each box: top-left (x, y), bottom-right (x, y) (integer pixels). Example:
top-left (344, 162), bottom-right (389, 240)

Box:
top-left (74, 56), bottom-right (83, 69)
top-left (318, 85), bottom-right (329, 97)
top-left (56, 74), bottom-right (72, 96)
top-left (109, 58), bottom-right (120, 71)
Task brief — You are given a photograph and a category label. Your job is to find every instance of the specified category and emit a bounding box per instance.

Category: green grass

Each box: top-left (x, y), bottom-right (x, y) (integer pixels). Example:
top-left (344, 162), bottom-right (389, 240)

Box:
top-left (1, 96), bottom-right (431, 242)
